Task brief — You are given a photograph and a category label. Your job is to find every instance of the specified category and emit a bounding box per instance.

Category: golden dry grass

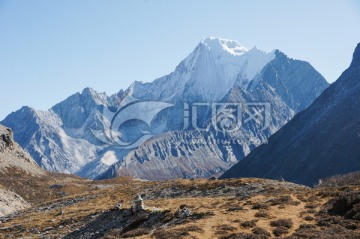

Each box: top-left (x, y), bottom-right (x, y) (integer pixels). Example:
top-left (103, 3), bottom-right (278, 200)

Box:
top-left (1, 176), bottom-right (359, 239)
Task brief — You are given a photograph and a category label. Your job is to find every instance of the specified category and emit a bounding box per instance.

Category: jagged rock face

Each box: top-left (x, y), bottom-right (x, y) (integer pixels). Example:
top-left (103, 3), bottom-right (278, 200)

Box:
top-left (99, 131), bottom-right (241, 180)
top-left (1, 38), bottom-right (329, 180)
top-left (52, 88), bottom-right (108, 129)
top-left (0, 124), bottom-right (45, 177)
top-left (0, 126), bottom-right (14, 152)
top-left (249, 50), bottom-right (330, 112)
top-left (101, 50), bottom-right (328, 181)
top-left (221, 43), bottom-right (360, 186)
top-left (100, 83), bottom-right (295, 181)
top-left (2, 106), bottom-right (99, 174)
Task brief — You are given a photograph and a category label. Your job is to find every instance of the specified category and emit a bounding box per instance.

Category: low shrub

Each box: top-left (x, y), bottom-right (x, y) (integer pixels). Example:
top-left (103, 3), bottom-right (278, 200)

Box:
top-left (270, 218), bottom-right (293, 229)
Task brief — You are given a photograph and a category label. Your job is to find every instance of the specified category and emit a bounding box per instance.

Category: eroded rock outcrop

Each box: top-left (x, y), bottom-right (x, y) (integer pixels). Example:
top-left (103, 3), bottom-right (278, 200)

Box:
top-left (0, 126), bottom-right (14, 152)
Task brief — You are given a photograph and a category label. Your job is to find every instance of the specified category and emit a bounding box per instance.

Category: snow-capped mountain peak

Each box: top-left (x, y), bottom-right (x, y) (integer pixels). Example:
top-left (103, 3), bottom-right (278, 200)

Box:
top-left (131, 37), bottom-right (276, 102)
top-left (200, 37), bottom-right (248, 56)
top-left (178, 37), bottom-right (276, 99)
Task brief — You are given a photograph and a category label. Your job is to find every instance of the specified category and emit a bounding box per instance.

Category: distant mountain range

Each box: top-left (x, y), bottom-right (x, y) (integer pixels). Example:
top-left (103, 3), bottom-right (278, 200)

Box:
top-left (221, 43), bottom-right (360, 186)
top-left (1, 37), bottom-right (329, 180)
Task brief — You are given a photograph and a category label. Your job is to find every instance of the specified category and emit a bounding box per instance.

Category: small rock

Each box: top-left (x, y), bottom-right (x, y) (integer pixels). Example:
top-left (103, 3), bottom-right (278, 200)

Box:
top-left (114, 200), bottom-right (123, 210)
top-left (31, 227), bottom-right (40, 234)
top-left (175, 205), bottom-right (191, 218)
top-left (132, 195), bottom-right (145, 213)
top-left (43, 227), bottom-right (54, 232)
top-left (228, 206), bottom-right (244, 211)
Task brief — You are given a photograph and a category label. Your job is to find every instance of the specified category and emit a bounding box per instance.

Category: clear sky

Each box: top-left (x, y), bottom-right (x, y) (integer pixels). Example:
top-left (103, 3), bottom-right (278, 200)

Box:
top-left (0, 0), bottom-right (360, 120)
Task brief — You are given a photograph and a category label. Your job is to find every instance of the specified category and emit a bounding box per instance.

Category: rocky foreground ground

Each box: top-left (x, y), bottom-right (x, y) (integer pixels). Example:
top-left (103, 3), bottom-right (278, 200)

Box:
top-left (0, 176), bottom-right (360, 239)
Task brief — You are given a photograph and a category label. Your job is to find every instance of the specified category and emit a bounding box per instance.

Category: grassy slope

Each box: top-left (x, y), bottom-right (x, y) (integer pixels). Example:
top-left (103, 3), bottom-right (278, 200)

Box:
top-left (0, 177), bottom-right (359, 238)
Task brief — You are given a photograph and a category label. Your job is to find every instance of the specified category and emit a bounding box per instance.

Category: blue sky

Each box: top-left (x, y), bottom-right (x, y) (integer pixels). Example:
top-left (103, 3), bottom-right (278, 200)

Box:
top-left (0, 0), bottom-right (360, 120)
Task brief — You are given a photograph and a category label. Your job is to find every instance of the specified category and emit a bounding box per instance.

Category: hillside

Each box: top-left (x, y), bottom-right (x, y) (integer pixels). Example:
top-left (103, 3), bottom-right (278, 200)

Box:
top-left (0, 124), bottom-right (102, 215)
top-left (0, 176), bottom-right (359, 238)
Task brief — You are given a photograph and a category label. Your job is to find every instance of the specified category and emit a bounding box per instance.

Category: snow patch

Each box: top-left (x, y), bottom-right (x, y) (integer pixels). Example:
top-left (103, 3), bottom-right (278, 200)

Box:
top-left (201, 37), bottom-right (248, 56)
top-left (101, 151), bottom-right (118, 166)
